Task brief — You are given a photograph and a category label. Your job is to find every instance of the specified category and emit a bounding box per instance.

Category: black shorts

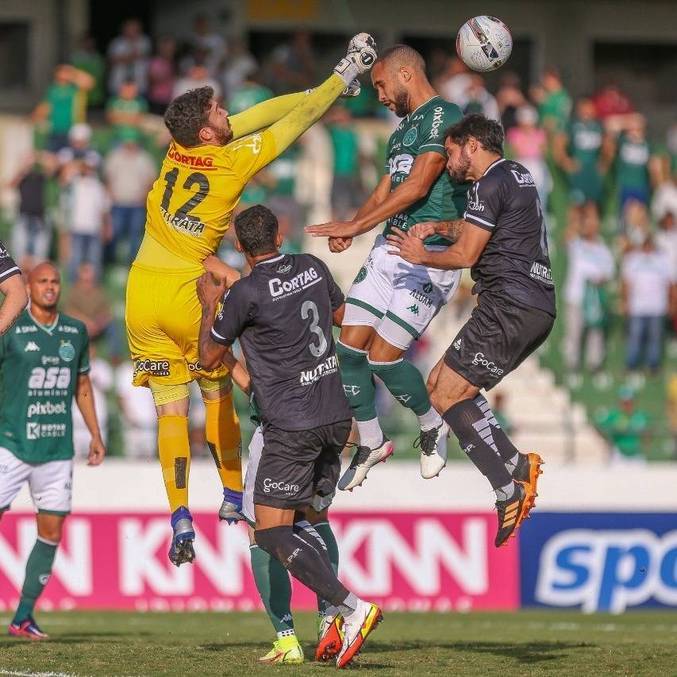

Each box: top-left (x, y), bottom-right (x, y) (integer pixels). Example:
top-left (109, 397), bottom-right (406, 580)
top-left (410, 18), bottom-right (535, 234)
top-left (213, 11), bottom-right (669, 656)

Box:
top-left (444, 294), bottom-right (555, 390)
top-left (254, 419), bottom-right (352, 510)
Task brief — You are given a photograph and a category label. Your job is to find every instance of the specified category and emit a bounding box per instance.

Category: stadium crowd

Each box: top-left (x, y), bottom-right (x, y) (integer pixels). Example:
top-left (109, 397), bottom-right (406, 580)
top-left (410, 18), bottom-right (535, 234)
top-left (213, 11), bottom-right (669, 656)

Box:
top-left (5, 15), bottom-right (677, 460)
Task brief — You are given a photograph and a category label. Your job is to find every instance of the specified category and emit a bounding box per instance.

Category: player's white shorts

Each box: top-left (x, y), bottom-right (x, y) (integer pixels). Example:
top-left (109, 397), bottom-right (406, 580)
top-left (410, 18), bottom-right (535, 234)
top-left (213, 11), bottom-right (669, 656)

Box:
top-left (242, 426), bottom-right (335, 524)
top-left (0, 447), bottom-right (73, 514)
top-left (344, 235), bottom-right (461, 350)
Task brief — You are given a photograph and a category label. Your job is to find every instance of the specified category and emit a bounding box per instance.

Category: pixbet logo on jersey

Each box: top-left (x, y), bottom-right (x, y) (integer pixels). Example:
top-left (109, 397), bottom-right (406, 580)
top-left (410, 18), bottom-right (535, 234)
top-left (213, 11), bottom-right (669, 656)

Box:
top-left (520, 514), bottom-right (677, 613)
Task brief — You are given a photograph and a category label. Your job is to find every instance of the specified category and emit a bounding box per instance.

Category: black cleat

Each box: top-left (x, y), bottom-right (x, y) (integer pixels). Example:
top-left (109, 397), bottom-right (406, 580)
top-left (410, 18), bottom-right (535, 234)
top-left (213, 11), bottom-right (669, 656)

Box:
top-left (494, 481), bottom-right (534, 548)
top-left (513, 452), bottom-right (544, 505)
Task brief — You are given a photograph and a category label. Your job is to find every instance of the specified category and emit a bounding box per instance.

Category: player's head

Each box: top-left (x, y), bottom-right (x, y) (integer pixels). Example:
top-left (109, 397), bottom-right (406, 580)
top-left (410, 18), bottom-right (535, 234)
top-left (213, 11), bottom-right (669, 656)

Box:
top-left (234, 205), bottom-right (283, 260)
top-left (444, 114), bottom-right (504, 182)
top-left (372, 44), bottom-right (427, 117)
top-left (164, 86), bottom-right (232, 148)
top-left (27, 261), bottom-right (60, 311)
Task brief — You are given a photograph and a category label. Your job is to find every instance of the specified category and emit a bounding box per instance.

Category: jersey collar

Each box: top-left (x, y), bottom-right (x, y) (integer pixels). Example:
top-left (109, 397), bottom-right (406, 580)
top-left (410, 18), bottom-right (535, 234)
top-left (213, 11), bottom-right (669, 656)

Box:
top-left (481, 157), bottom-right (506, 177)
top-left (28, 309), bottom-right (59, 335)
top-left (407, 95), bottom-right (441, 121)
top-left (254, 253), bottom-right (285, 267)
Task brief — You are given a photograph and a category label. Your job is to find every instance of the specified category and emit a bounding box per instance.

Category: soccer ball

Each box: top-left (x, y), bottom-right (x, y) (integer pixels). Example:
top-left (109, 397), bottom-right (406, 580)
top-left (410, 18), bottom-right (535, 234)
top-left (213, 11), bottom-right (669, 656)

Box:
top-left (456, 16), bottom-right (512, 72)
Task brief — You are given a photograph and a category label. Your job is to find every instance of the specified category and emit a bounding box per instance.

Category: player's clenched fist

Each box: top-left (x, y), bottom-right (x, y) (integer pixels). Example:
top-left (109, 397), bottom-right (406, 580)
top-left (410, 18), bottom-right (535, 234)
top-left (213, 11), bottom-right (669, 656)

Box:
top-left (334, 33), bottom-right (378, 83)
top-left (328, 236), bottom-right (353, 253)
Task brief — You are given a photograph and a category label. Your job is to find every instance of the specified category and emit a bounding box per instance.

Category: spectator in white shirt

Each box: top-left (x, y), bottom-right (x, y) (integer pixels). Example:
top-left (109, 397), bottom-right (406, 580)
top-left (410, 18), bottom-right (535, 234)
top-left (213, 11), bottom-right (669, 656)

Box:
top-left (103, 130), bottom-right (156, 265)
top-left (564, 205), bottom-right (615, 371)
top-left (115, 361), bottom-right (157, 458)
top-left (622, 236), bottom-right (676, 373)
top-left (187, 14), bottom-right (226, 78)
top-left (107, 18), bottom-right (151, 95)
top-left (437, 56), bottom-right (472, 108)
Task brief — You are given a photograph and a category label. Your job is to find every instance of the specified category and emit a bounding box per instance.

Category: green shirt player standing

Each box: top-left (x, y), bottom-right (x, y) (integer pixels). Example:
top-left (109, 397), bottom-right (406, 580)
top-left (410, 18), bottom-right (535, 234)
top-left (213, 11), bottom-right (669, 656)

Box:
top-left (1, 261), bottom-right (105, 641)
top-left (307, 44), bottom-right (467, 488)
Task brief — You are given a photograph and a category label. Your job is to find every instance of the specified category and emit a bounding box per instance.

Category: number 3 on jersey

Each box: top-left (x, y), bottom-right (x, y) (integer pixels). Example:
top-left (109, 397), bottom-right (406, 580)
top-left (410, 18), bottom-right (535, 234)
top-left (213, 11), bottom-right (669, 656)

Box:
top-left (301, 300), bottom-right (328, 358)
top-left (161, 168), bottom-right (210, 222)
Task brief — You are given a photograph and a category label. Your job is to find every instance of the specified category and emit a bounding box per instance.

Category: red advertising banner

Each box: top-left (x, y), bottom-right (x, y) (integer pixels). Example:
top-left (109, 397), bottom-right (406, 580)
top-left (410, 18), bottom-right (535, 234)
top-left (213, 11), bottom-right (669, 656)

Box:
top-left (0, 512), bottom-right (518, 612)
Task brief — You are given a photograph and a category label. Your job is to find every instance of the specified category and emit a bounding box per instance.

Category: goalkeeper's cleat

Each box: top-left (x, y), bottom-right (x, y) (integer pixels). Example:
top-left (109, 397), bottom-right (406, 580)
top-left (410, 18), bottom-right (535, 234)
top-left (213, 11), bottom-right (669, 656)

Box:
top-left (494, 481), bottom-right (535, 548)
top-left (218, 487), bottom-right (244, 524)
top-left (336, 601), bottom-right (382, 669)
top-left (315, 611), bottom-right (344, 662)
top-left (338, 438), bottom-right (394, 491)
top-left (258, 636), bottom-right (304, 665)
top-left (512, 452), bottom-right (544, 505)
top-left (415, 422), bottom-right (449, 479)
top-left (168, 506), bottom-right (195, 567)
top-left (8, 616), bottom-right (49, 640)
top-left (341, 79), bottom-right (361, 97)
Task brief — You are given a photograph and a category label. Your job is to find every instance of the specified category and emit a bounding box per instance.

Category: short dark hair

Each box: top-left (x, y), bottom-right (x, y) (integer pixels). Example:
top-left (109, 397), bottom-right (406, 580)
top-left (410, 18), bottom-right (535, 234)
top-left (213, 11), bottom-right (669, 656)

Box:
top-left (164, 86), bottom-right (213, 147)
top-left (234, 205), bottom-right (279, 257)
top-left (376, 44), bottom-right (425, 72)
top-left (445, 114), bottom-right (504, 155)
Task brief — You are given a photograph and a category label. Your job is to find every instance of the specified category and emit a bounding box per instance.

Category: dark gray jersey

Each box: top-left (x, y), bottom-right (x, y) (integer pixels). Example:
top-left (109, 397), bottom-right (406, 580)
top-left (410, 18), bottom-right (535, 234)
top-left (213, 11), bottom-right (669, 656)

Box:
top-left (211, 253), bottom-right (351, 431)
top-left (0, 239), bottom-right (20, 284)
top-left (463, 158), bottom-right (556, 316)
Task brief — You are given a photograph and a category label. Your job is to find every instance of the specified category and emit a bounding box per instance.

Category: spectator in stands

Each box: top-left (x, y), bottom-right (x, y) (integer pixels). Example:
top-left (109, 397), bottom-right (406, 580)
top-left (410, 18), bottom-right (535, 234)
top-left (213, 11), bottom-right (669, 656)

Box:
top-left (621, 199), bottom-right (652, 249)
top-left (228, 69), bottom-right (272, 114)
top-left (554, 97), bottom-right (608, 209)
top-left (115, 361), bottom-right (157, 458)
top-left (32, 65), bottom-right (94, 152)
top-left (64, 262), bottom-right (114, 344)
top-left (173, 61), bottom-right (222, 100)
top-left (107, 18), bottom-right (151, 95)
top-left (506, 105), bottom-right (550, 207)
top-left (595, 387), bottom-right (648, 463)
top-left (188, 13), bottom-right (226, 78)
top-left (56, 123), bottom-right (102, 186)
top-left (70, 34), bottom-right (106, 109)
top-left (495, 72), bottom-right (527, 132)
top-left (64, 159), bottom-right (110, 282)
top-left (266, 31), bottom-right (316, 94)
top-left (564, 204), bottom-right (615, 373)
top-left (73, 344), bottom-right (112, 457)
top-left (222, 37), bottom-right (260, 102)
top-left (103, 129), bottom-right (156, 266)
top-left (327, 105), bottom-right (363, 221)
top-left (106, 80), bottom-right (149, 142)
top-left (9, 153), bottom-right (52, 264)
top-left (534, 67), bottom-right (572, 134)
top-left (593, 83), bottom-right (634, 132)
top-left (652, 169), bottom-right (677, 225)
top-left (622, 235), bottom-right (676, 374)
top-left (147, 36), bottom-right (177, 115)
top-left (462, 74), bottom-right (500, 121)
top-left (436, 56), bottom-right (472, 108)
top-left (655, 212), bottom-right (677, 334)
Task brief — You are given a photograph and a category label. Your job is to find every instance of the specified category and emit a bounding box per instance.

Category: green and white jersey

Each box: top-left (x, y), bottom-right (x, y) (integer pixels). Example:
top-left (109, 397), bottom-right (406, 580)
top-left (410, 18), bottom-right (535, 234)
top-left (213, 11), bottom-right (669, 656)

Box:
top-left (383, 95), bottom-right (468, 246)
top-left (0, 310), bottom-right (90, 463)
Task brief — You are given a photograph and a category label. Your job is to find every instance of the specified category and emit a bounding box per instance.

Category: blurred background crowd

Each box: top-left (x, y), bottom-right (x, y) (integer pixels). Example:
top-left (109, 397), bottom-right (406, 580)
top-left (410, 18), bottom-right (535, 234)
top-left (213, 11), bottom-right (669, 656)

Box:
top-left (2, 9), bottom-right (677, 463)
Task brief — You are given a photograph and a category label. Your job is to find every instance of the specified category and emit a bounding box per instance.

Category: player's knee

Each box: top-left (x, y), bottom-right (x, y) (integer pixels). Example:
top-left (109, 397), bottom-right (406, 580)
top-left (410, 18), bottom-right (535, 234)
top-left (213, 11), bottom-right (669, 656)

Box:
top-left (37, 520), bottom-right (64, 544)
top-left (198, 376), bottom-right (232, 400)
top-left (430, 386), bottom-right (455, 414)
top-left (255, 525), bottom-right (293, 560)
top-left (149, 381), bottom-right (190, 414)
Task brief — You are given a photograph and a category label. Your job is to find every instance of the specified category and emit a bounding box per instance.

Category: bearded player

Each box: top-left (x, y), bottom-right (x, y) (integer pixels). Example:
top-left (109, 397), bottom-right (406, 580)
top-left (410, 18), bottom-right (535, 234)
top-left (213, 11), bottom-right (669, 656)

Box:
top-left (307, 45), bottom-right (467, 488)
top-left (125, 34), bottom-right (377, 566)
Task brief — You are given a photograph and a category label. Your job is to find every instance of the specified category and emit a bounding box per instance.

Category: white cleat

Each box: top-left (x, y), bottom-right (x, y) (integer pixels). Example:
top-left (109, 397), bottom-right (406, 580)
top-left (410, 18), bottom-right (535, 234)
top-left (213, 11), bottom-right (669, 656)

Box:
top-left (416, 423), bottom-right (449, 479)
top-left (338, 438), bottom-right (394, 491)
top-left (336, 601), bottom-right (383, 669)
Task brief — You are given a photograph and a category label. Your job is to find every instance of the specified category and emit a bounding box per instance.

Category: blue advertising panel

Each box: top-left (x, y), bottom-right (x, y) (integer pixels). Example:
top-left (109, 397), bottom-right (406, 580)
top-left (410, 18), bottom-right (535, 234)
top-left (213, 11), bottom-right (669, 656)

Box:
top-left (520, 513), bottom-right (677, 612)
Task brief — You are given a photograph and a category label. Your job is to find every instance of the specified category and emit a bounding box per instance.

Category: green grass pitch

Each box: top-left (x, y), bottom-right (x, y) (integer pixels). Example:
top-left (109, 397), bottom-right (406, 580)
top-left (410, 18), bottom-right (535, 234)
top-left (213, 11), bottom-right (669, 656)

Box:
top-left (1, 610), bottom-right (676, 675)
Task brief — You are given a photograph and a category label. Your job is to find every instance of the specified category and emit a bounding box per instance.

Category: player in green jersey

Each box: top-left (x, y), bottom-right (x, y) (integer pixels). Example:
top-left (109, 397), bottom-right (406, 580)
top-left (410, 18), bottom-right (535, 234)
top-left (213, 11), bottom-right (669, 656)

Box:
top-left (0, 261), bottom-right (105, 640)
top-left (307, 45), bottom-right (468, 487)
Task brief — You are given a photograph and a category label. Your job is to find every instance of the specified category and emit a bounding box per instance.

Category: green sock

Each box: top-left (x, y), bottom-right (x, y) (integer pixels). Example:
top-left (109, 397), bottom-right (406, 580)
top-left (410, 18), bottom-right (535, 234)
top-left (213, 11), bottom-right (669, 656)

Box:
top-left (336, 341), bottom-right (377, 421)
top-left (13, 538), bottom-right (57, 624)
top-left (313, 521), bottom-right (339, 614)
top-left (249, 544), bottom-right (294, 634)
top-left (369, 357), bottom-right (432, 416)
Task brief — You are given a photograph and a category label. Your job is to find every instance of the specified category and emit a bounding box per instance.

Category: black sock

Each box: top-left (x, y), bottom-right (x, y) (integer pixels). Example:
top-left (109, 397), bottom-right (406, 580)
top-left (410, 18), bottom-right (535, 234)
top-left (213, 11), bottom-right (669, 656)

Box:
top-left (473, 395), bottom-right (520, 464)
top-left (255, 525), bottom-right (349, 607)
top-left (443, 399), bottom-right (513, 490)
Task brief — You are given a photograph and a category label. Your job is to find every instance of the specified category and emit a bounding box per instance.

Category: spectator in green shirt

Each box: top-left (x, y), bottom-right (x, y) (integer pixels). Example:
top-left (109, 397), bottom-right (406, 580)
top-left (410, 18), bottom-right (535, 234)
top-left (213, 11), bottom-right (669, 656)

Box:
top-left (228, 75), bottom-right (273, 115)
top-left (595, 387), bottom-right (648, 463)
top-left (71, 34), bottom-right (106, 109)
top-left (536, 67), bottom-right (572, 134)
top-left (327, 105), bottom-right (363, 220)
top-left (32, 65), bottom-right (94, 152)
top-left (105, 80), bottom-right (149, 142)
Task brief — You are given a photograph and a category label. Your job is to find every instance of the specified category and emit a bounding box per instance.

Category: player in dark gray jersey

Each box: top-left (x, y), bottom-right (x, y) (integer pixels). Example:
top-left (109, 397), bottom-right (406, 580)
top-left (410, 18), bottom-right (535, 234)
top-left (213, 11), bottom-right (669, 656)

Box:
top-left (0, 239), bottom-right (27, 335)
top-left (388, 115), bottom-right (555, 547)
top-left (197, 205), bottom-right (381, 669)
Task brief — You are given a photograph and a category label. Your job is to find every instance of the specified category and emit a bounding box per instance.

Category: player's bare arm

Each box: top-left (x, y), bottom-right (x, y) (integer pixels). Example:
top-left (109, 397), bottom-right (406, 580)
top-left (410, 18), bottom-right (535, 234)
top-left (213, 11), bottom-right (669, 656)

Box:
top-left (0, 273), bottom-right (27, 335)
top-left (306, 151), bottom-right (446, 240)
top-left (196, 272), bottom-right (229, 371)
top-left (409, 219), bottom-right (466, 243)
top-left (387, 220), bottom-right (491, 269)
top-left (203, 254), bottom-right (241, 287)
top-left (333, 303), bottom-right (346, 327)
top-left (75, 373), bottom-right (106, 466)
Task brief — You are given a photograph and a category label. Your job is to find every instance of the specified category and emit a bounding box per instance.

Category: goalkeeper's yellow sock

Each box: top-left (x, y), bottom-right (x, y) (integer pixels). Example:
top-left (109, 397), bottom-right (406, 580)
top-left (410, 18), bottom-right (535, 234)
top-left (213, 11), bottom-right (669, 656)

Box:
top-left (204, 393), bottom-right (243, 492)
top-left (158, 415), bottom-right (191, 512)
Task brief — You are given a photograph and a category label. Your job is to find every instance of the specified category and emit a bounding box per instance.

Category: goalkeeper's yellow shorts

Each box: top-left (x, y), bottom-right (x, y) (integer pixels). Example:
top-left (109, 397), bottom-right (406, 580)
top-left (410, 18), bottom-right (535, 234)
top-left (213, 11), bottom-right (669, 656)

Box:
top-left (125, 262), bottom-right (229, 388)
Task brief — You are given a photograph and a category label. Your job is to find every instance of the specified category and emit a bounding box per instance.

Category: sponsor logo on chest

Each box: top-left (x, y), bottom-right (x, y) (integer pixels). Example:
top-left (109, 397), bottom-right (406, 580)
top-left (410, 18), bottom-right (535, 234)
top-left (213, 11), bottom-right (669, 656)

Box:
top-left (269, 267), bottom-right (320, 300)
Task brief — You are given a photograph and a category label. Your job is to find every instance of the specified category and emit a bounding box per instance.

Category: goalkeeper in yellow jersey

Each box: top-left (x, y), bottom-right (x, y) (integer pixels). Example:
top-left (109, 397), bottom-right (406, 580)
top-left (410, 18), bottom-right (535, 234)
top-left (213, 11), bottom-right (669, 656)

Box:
top-left (125, 34), bottom-right (377, 567)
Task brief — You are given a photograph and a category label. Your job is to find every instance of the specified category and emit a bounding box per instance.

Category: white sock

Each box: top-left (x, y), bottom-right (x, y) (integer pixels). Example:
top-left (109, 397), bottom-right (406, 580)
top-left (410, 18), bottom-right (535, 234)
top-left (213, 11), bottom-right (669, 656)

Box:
top-left (322, 604), bottom-right (339, 618)
top-left (495, 481), bottom-right (516, 502)
top-left (505, 453), bottom-right (519, 474)
top-left (338, 592), bottom-right (362, 618)
top-left (356, 418), bottom-right (384, 449)
top-left (277, 629), bottom-right (296, 639)
top-left (417, 406), bottom-right (442, 432)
